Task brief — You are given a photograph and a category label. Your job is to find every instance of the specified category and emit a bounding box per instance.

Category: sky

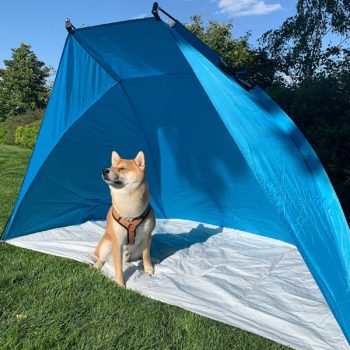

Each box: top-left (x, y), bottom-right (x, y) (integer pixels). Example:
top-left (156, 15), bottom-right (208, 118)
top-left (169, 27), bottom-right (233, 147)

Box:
top-left (0, 0), bottom-right (297, 73)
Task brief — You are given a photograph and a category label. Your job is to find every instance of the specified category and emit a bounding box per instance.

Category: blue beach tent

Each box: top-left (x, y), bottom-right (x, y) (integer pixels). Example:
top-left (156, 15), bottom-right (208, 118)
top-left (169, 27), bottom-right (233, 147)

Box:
top-left (2, 15), bottom-right (349, 349)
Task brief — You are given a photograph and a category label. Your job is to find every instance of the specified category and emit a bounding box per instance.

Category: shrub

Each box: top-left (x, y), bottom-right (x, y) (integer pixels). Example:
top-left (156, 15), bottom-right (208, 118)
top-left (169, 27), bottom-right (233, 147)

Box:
top-left (0, 122), bottom-right (9, 144)
top-left (0, 109), bottom-right (44, 145)
top-left (15, 119), bottom-right (41, 149)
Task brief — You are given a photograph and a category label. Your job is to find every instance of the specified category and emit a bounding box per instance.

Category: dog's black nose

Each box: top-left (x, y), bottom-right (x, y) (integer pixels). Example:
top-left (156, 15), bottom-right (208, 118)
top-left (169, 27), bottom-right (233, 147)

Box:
top-left (102, 168), bottom-right (110, 175)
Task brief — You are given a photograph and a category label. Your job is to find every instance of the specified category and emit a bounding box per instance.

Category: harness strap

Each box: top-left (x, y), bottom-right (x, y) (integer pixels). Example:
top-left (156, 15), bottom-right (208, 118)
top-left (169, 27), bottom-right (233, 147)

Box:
top-left (111, 205), bottom-right (151, 245)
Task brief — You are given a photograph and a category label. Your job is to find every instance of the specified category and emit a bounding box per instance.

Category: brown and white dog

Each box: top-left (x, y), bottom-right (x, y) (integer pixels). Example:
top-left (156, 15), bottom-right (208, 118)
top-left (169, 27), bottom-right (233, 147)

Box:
top-left (94, 151), bottom-right (155, 287)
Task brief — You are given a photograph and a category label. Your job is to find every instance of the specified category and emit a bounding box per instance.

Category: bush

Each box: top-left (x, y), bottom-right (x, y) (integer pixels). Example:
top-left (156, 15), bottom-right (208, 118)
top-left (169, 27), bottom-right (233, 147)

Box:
top-left (0, 109), bottom-right (44, 146)
top-left (0, 122), bottom-right (9, 144)
top-left (269, 76), bottom-right (350, 220)
top-left (15, 119), bottom-right (41, 149)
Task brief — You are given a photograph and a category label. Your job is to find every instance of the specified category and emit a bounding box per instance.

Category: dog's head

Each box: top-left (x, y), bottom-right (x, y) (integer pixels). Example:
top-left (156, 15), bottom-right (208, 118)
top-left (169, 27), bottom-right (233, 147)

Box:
top-left (102, 151), bottom-right (145, 190)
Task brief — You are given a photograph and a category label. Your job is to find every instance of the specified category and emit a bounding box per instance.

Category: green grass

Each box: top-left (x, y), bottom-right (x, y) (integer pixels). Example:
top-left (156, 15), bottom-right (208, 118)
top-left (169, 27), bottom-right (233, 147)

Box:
top-left (0, 145), bottom-right (32, 233)
top-left (0, 144), bottom-right (290, 350)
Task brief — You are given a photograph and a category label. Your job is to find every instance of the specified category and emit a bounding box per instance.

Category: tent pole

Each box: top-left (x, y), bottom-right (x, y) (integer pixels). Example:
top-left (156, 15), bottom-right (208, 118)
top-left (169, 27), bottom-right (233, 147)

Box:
top-left (65, 18), bottom-right (75, 32)
top-left (152, 3), bottom-right (161, 21)
top-left (152, 2), bottom-right (177, 23)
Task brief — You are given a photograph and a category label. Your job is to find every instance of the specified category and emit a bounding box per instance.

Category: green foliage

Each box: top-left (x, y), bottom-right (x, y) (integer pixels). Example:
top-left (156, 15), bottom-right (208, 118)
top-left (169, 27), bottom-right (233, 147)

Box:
top-left (0, 43), bottom-right (51, 121)
top-left (269, 72), bottom-right (350, 218)
top-left (261, 0), bottom-right (350, 82)
top-left (0, 123), bottom-right (8, 145)
top-left (186, 12), bottom-right (349, 219)
top-left (0, 109), bottom-right (43, 146)
top-left (186, 16), bottom-right (277, 88)
top-left (260, 1), bottom-right (350, 219)
top-left (15, 119), bottom-right (41, 149)
top-left (186, 16), bottom-right (253, 73)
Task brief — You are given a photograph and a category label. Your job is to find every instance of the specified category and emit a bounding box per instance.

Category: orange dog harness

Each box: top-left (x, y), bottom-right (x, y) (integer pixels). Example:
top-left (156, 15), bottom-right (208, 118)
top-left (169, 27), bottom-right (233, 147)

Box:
top-left (111, 205), bottom-right (151, 245)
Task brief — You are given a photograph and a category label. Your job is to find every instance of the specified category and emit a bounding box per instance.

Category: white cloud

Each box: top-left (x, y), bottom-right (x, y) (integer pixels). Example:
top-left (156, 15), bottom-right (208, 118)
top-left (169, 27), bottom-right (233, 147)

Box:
top-left (132, 13), bottom-right (148, 19)
top-left (217, 0), bottom-right (282, 17)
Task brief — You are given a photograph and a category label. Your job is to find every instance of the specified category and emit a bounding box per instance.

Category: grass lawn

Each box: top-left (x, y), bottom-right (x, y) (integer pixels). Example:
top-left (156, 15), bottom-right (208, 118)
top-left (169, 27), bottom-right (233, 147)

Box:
top-left (0, 144), bottom-right (290, 350)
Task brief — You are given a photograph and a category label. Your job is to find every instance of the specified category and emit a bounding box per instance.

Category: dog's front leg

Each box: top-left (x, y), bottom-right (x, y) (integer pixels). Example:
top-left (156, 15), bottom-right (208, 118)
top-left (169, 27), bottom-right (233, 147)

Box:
top-left (143, 235), bottom-right (154, 275)
top-left (111, 237), bottom-right (124, 287)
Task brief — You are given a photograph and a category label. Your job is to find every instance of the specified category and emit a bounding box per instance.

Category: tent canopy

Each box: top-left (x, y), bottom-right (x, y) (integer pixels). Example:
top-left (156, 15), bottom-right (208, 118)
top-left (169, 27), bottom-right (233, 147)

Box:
top-left (2, 17), bottom-right (349, 348)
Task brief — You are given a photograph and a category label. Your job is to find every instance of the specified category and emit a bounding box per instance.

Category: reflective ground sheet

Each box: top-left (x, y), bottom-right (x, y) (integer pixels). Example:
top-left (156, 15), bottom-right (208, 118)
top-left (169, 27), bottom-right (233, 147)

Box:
top-left (7, 219), bottom-right (349, 350)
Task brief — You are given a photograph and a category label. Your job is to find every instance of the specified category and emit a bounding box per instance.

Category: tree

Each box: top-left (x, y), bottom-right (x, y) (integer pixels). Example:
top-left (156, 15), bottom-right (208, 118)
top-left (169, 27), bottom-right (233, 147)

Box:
top-left (186, 16), bottom-right (253, 74)
top-left (0, 43), bottom-right (51, 121)
top-left (186, 16), bottom-right (277, 88)
top-left (269, 71), bottom-right (350, 218)
top-left (187, 13), bottom-right (350, 220)
top-left (259, 1), bottom-right (350, 219)
top-left (261, 0), bottom-right (350, 82)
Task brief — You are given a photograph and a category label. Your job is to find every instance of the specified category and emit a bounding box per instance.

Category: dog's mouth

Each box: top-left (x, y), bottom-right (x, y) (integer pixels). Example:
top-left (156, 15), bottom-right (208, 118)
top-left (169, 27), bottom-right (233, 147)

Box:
top-left (102, 174), bottom-right (123, 186)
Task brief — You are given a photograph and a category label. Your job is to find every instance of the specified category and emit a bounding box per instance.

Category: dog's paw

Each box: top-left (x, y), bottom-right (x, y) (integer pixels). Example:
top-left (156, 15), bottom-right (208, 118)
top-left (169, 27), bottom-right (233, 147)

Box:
top-left (144, 265), bottom-right (154, 276)
top-left (115, 279), bottom-right (126, 288)
top-left (93, 259), bottom-right (104, 270)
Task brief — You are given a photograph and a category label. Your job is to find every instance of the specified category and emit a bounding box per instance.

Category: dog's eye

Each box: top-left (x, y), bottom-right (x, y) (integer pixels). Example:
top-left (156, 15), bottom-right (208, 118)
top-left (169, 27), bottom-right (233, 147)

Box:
top-left (118, 167), bottom-right (125, 171)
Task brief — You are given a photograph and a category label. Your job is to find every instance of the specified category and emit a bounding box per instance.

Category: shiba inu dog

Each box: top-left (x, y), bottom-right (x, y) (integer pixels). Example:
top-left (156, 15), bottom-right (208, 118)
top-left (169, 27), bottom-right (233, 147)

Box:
top-left (94, 151), bottom-right (155, 287)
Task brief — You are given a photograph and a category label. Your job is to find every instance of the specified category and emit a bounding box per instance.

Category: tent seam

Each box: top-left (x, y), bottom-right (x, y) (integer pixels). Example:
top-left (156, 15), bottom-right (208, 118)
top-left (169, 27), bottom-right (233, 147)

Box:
top-left (1, 35), bottom-right (72, 240)
top-left (71, 26), bottom-right (196, 84)
top-left (71, 32), bottom-right (169, 219)
top-left (0, 32), bottom-right (126, 241)
top-left (2, 81), bottom-right (118, 240)
top-left (71, 33), bottom-right (119, 82)
top-left (167, 27), bottom-right (294, 240)
top-left (115, 81), bottom-right (168, 219)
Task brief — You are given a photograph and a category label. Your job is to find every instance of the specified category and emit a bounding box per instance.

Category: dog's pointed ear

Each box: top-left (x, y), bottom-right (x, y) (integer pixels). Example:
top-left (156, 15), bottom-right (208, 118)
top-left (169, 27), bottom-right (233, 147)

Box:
top-left (134, 151), bottom-right (145, 169)
top-left (111, 151), bottom-right (120, 164)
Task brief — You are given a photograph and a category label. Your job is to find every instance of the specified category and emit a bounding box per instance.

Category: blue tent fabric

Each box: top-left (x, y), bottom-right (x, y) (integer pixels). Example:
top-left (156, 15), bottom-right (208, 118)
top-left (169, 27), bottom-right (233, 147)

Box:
top-left (2, 17), bottom-right (349, 345)
top-left (171, 21), bottom-right (224, 67)
top-left (172, 28), bottom-right (350, 342)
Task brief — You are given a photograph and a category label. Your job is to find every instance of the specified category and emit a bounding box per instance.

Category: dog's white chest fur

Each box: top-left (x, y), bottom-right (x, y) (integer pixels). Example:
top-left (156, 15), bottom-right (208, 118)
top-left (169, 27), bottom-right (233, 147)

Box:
top-left (110, 214), bottom-right (155, 262)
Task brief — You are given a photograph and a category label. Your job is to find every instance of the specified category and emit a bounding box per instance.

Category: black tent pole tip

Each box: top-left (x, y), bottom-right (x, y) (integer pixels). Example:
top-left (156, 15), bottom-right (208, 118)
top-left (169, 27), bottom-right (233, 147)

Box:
top-left (152, 2), bottom-right (161, 21)
top-left (65, 18), bottom-right (75, 32)
top-left (152, 2), bottom-right (177, 22)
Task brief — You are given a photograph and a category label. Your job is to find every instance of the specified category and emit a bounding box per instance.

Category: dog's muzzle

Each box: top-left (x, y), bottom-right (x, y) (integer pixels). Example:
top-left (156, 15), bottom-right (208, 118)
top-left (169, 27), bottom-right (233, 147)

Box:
top-left (102, 168), bottom-right (110, 180)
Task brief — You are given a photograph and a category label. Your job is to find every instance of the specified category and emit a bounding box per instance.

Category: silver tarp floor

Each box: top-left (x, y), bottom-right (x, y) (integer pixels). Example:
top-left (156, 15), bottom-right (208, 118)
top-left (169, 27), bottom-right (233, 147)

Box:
top-left (8, 219), bottom-right (349, 350)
